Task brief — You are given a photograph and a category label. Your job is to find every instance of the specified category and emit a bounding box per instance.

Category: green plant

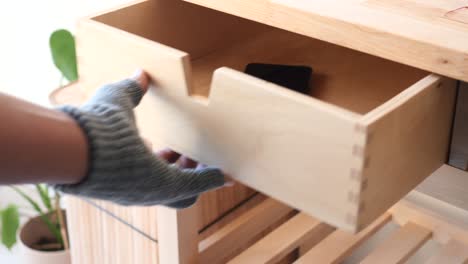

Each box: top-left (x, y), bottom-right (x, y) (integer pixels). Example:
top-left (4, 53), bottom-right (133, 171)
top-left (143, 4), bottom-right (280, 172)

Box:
top-left (0, 185), bottom-right (65, 250)
top-left (0, 29), bottom-right (77, 251)
top-left (1, 205), bottom-right (19, 250)
top-left (50, 29), bottom-right (78, 83)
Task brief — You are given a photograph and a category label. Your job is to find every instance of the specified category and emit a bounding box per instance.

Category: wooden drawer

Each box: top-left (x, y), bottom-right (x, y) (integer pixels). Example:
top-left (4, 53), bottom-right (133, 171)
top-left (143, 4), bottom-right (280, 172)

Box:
top-left (76, 0), bottom-right (457, 232)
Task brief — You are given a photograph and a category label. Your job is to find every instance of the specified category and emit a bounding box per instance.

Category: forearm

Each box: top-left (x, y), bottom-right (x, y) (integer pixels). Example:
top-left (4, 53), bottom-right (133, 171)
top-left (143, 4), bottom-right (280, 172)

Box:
top-left (0, 92), bottom-right (87, 185)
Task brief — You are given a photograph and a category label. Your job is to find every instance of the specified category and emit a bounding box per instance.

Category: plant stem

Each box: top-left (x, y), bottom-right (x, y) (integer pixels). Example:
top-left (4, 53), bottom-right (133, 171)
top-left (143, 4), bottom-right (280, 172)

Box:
top-left (36, 184), bottom-right (53, 211)
top-left (11, 186), bottom-right (64, 248)
top-left (55, 193), bottom-right (69, 250)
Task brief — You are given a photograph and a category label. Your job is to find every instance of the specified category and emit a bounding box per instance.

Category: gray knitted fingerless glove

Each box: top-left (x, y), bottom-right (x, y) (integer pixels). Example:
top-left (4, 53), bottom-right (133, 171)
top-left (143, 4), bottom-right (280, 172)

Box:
top-left (53, 79), bottom-right (224, 208)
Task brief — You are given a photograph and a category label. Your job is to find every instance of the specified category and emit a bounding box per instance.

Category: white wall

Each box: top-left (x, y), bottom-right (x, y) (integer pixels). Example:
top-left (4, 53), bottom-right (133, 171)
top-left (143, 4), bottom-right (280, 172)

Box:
top-left (0, 0), bottom-right (132, 105)
top-left (0, 0), bottom-right (133, 260)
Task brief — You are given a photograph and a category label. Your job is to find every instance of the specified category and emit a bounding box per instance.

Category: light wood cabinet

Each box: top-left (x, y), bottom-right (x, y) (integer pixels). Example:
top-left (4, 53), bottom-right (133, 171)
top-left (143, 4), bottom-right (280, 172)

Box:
top-left (59, 0), bottom-right (468, 262)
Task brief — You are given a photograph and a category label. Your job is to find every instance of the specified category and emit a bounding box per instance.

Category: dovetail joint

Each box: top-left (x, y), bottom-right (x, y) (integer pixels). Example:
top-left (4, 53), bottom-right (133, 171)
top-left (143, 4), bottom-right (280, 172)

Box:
top-left (346, 212), bottom-right (358, 225)
top-left (352, 145), bottom-right (365, 157)
top-left (354, 123), bottom-right (367, 134)
top-left (350, 168), bottom-right (362, 181)
top-left (348, 122), bottom-right (371, 227)
top-left (347, 191), bottom-right (360, 204)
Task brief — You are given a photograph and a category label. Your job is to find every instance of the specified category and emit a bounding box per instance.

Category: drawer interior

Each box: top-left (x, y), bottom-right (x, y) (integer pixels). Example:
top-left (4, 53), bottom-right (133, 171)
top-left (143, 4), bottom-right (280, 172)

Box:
top-left (93, 0), bottom-right (429, 115)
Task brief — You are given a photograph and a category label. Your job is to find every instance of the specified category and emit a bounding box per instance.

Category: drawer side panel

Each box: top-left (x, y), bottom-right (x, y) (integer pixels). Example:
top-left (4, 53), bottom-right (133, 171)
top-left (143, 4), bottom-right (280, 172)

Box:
top-left (359, 76), bottom-right (457, 229)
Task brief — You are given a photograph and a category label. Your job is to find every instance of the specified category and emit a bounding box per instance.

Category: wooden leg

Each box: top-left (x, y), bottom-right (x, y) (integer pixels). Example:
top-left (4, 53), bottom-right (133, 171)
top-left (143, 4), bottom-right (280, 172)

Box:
top-left (157, 203), bottom-right (200, 264)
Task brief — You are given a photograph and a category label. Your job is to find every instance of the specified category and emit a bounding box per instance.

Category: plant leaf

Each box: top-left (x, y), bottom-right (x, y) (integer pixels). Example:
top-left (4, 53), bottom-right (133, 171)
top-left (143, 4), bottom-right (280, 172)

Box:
top-left (1, 205), bottom-right (20, 250)
top-left (50, 29), bottom-right (78, 82)
top-left (38, 213), bottom-right (63, 247)
top-left (11, 186), bottom-right (43, 215)
top-left (36, 184), bottom-right (52, 212)
top-left (11, 186), bottom-right (63, 247)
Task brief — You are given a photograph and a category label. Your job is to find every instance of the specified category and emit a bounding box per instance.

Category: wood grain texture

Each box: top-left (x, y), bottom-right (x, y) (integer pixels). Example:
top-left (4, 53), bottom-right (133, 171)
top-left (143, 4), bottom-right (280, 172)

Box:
top-left (63, 170), bottom-right (468, 263)
top-left (199, 193), bottom-right (265, 241)
top-left (229, 213), bottom-right (333, 264)
top-left (294, 213), bottom-right (391, 264)
top-left (65, 197), bottom-right (158, 264)
top-left (157, 205), bottom-right (199, 264)
top-left (75, 0), bottom-right (455, 231)
top-left (199, 198), bottom-right (294, 263)
top-left (360, 222), bottom-right (432, 264)
top-left (358, 76), bottom-right (457, 230)
top-left (190, 28), bottom-right (427, 114)
top-left (76, 0), bottom-right (259, 233)
top-left (51, 86), bottom-right (256, 240)
top-left (184, 0), bottom-right (468, 82)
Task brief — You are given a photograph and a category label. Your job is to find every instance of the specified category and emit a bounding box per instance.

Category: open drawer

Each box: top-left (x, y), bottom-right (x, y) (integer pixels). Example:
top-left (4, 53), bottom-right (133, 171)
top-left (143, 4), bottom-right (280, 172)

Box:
top-left (76, 0), bottom-right (457, 232)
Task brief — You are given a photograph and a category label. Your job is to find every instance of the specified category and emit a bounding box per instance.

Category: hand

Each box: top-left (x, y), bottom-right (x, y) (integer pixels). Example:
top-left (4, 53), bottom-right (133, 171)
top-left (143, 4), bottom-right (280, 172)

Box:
top-left (54, 70), bottom-right (226, 208)
top-left (155, 149), bottom-right (234, 188)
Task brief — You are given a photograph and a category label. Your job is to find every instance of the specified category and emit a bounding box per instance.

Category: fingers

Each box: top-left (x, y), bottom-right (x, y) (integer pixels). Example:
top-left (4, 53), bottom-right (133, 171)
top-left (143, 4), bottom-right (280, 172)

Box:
top-left (155, 148), bottom-right (233, 188)
top-left (155, 148), bottom-right (198, 168)
top-left (143, 138), bottom-right (153, 150)
top-left (177, 156), bottom-right (197, 169)
top-left (155, 148), bottom-right (181, 163)
top-left (223, 175), bottom-right (235, 187)
top-left (131, 69), bottom-right (150, 94)
top-left (86, 71), bottom-right (149, 110)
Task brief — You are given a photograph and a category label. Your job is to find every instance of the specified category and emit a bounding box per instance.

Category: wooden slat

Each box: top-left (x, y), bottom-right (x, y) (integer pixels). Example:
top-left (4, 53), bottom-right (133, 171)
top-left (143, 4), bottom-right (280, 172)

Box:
top-left (391, 196), bottom-right (468, 246)
top-left (157, 204), bottom-right (199, 264)
top-left (295, 213), bottom-right (391, 264)
top-left (229, 213), bottom-right (334, 264)
top-left (65, 197), bottom-right (158, 264)
top-left (199, 193), bottom-right (266, 241)
top-left (199, 198), bottom-right (294, 264)
top-left (360, 222), bottom-right (432, 264)
top-left (426, 239), bottom-right (468, 264)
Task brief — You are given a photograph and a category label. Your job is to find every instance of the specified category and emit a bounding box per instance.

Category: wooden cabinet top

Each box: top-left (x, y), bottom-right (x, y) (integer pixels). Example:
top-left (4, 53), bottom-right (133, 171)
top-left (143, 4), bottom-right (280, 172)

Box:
top-left (185, 0), bottom-right (468, 82)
